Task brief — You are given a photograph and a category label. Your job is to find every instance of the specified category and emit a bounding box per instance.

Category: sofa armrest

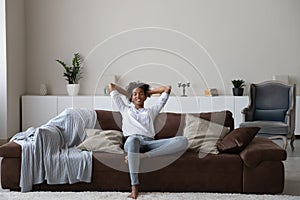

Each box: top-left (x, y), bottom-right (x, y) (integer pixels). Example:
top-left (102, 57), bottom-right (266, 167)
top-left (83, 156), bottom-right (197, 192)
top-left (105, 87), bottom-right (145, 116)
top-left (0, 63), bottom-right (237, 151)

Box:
top-left (239, 137), bottom-right (286, 168)
top-left (0, 141), bottom-right (21, 158)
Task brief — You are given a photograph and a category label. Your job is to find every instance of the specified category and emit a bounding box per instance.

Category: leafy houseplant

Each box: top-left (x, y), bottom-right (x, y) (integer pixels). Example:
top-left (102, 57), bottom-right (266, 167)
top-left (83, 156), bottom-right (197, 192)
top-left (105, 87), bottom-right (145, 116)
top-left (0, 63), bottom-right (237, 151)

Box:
top-left (231, 79), bottom-right (245, 96)
top-left (56, 53), bottom-right (83, 95)
top-left (56, 53), bottom-right (83, 84)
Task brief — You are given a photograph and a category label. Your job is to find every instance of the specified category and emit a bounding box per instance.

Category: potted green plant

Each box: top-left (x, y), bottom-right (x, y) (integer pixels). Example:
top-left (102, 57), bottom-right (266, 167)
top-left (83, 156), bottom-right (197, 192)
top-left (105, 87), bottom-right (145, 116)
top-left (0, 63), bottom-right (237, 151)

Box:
top-left (56, 53), bottom-right (83, 96)
top-left (231, 79), bottom-right (245, 96)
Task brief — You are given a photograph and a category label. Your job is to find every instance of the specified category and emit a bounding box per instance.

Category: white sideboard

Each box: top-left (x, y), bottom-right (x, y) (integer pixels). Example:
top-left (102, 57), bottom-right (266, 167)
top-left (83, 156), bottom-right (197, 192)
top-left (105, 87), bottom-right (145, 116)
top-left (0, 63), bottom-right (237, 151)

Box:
top-left (22, 96), bottom-right (58, 131)
top-left (21, 95), bottom-right (300, 135)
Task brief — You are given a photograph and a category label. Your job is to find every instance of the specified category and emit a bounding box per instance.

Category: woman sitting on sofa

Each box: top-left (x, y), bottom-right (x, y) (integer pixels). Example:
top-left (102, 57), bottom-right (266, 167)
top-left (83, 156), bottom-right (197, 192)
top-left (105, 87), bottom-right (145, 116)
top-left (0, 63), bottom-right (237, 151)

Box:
top-left (109, 82), bottom-right (188, 199)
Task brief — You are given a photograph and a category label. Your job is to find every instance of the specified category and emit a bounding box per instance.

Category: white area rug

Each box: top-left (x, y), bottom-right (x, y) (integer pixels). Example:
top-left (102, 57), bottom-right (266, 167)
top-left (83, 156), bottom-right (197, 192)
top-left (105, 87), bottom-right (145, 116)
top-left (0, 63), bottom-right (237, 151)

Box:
top-left (0, 191), bottom-right (299, 200)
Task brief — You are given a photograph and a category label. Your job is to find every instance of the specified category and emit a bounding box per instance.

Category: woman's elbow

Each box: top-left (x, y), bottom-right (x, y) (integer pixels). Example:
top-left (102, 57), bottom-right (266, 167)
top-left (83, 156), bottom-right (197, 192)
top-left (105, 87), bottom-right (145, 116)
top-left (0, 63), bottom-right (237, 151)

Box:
top-left (164, 86), bottom-right (171, 94)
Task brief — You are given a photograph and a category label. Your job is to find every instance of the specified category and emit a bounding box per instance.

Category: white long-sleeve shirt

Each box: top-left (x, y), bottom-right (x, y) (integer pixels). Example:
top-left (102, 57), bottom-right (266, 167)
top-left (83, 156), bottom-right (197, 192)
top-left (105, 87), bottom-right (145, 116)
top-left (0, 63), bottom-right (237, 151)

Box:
top-left (110, 90), bottom-right (169, 138)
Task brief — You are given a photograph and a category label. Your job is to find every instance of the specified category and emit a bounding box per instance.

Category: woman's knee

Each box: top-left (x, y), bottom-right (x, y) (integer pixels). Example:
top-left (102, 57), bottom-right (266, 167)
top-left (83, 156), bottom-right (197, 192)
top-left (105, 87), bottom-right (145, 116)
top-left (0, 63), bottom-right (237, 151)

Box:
top-left (175, 136), bottom-right (188, 150)
top-left (126, 136), bottom-right (140, 145)
top-left (124, 136), bottom-right (140, 152)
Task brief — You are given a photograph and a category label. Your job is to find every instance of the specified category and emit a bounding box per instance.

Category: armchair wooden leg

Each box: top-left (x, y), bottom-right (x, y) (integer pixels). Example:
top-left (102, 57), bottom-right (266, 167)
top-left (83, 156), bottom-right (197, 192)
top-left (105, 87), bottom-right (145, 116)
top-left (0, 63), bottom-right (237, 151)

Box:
top-left (290, 134), bottom-right (295, 151)
top-left (268, 136), bottom-right (287, 150)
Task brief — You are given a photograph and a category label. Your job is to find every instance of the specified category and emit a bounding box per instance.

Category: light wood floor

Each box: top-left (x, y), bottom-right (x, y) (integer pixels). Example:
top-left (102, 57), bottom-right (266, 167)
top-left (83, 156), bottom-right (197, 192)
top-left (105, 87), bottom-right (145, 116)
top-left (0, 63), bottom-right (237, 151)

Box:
top-left (283, 138), bottom-right (300, 196)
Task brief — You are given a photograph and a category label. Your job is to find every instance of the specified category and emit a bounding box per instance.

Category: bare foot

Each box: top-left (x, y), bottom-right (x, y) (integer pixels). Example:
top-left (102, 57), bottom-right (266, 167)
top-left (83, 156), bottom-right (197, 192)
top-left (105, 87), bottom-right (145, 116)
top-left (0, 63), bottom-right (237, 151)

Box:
top-left (128, 185), bottom-right (138, 199)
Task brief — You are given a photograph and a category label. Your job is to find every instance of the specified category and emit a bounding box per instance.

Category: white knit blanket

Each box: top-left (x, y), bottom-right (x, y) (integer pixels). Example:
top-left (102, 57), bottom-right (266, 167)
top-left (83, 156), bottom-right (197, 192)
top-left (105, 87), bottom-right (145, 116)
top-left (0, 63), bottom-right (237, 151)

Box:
top-left (11, 108), bottom-right (97, 192)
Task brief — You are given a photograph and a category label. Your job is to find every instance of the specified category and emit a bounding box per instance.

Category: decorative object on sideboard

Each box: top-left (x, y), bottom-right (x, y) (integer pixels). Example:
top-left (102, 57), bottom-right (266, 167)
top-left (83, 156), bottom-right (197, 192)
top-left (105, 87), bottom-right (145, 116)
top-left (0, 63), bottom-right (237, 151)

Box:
top-left (104, 85), bottom-right (110, 95)
top-left (178, 81), bottom-right (190, 97)
top-left (231, 79), bottom-right (245, 96)
top-left (204, 88), bottom-right (218, 96)
top-left (100, 75), bottom-right (116, 95)
top-left (56, 53), bottom-right (83, 96)
top-left (40, 84), bottom-right (47, 96)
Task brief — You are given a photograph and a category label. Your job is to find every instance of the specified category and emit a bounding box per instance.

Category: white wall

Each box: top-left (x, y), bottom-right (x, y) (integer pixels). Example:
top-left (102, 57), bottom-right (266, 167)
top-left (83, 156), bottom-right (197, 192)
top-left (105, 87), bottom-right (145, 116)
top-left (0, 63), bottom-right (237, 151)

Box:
top-left (1, 0), bottom-right (25, 139)
top-left (7, 0), bottom-right (25, 138)
top-left (0, 0), bottom-right (7, 139)
top-left (1, 0), bottom-right (300, 139)
top-left (24, 0), bottom-right (300, 96)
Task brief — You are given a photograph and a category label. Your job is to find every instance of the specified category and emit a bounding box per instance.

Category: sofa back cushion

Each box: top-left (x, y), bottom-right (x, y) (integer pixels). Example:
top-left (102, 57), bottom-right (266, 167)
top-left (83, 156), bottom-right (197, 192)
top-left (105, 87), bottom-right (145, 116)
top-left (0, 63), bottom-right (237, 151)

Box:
top-left (95, 110), bottom-right (234, 139)
top-left (199, 110), bottom-right (234, 132)
top-left (155, 113), bottom-right (185, 139)
top-left (95, 110), bottom-right (122, 131)
top-left (254, 109), bottom-right (287, 122)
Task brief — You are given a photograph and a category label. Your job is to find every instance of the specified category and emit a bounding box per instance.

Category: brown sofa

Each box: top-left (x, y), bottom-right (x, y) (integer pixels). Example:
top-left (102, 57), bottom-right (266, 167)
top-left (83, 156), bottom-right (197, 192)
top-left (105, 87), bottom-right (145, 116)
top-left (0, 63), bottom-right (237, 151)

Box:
top-left (0, 110), bottom-right (287, 193)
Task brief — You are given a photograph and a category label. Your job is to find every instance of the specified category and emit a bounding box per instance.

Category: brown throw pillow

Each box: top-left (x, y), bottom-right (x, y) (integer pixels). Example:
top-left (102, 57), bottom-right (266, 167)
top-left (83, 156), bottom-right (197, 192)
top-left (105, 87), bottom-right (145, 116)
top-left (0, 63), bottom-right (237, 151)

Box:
top-left (217, 127), bottom-right (260, 153)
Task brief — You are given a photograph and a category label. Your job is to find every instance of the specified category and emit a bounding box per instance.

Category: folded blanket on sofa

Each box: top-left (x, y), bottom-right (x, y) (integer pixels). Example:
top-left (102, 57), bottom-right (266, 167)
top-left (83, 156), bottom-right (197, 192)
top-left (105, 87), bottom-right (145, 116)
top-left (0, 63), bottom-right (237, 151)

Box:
top-left (10, 108), bottom-right (97, 192)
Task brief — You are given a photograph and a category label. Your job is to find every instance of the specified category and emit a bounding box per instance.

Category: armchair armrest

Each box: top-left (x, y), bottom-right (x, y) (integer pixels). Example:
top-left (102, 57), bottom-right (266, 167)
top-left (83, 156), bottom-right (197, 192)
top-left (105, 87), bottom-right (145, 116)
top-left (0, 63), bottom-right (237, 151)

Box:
top-left (241, 107), bottom-right (249, 114)
top-left (241, 106), bottom-right (254, 122)
top-left (285, 106), bottom-right (295, 133)
top-left (239, 137), bottom-right (286, 168)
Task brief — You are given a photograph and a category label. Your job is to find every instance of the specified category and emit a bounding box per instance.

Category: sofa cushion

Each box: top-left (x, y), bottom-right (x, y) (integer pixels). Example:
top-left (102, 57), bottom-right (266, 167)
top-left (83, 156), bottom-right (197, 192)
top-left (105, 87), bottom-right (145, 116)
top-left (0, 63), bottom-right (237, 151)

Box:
top-left (77, 129), bottom-right (124, 154)
top-left (95, 110), bottom-right (122, 131)
top-left (183, 114), bottom-right (230, 154)
top-left (199, 110), bottom-right (234, 131)
top-left (217, 127), bottom-right (260, 153)
top-left (95, 110), bottom-right (234, 138)
top-left (155, 113), bottom-right (185, 139)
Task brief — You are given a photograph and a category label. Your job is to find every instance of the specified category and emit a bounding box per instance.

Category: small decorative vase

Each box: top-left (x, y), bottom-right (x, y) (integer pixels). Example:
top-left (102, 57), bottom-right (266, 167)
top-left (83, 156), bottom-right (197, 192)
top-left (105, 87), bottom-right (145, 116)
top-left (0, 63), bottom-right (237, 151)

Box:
top-left (40, 84), bottom-right (47, 95)
top-left (66, 84), bottom-right (80, 96)
top-left (232, 88), bottom-right (244, 96)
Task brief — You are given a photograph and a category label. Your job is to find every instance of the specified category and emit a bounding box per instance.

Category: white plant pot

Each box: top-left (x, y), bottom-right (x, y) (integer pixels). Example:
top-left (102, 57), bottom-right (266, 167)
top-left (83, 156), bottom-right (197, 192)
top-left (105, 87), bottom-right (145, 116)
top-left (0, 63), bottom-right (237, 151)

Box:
top-left (66, 84), bottom-right (80, 96)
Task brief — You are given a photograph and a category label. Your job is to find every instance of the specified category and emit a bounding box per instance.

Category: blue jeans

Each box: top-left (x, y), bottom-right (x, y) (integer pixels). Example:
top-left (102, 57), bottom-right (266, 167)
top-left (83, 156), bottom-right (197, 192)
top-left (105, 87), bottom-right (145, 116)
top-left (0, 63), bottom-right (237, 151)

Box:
top-left (124, 135), bottom-right (188, 186)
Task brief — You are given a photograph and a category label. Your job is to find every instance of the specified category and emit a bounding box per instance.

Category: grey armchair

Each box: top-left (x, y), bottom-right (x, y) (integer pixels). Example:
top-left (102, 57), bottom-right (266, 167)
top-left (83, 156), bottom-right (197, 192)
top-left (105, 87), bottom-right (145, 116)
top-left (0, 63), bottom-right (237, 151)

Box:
top-left (239, 80), bottom-right (296, 151)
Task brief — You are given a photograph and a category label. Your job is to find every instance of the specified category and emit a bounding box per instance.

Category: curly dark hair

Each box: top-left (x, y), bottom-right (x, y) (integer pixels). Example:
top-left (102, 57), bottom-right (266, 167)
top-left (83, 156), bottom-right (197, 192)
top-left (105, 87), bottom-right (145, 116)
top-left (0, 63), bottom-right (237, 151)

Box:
top-left (126, 81), bottom-right (150, 102)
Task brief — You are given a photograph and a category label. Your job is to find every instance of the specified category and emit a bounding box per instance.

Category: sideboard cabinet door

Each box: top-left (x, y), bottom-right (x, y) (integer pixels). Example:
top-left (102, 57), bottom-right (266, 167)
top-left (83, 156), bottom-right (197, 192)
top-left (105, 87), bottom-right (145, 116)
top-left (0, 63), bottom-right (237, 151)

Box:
top-left (57, 96), bottom-right (94, 114)
top-left (22, 96), bottom-right (58, 131)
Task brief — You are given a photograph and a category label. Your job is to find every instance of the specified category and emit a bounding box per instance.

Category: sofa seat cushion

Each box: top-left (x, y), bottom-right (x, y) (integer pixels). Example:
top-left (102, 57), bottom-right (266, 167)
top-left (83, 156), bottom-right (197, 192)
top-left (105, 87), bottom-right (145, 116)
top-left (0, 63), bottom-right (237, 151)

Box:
top-left (0, 142), bottom-right (21, 158)
top-left (240, 121), bottom-right (288, 135)
top-left (92, 151), bottom-right (243, 192)
top-left (239, 137), bottom-right (287, 168)
top-left (142, 151), bottom-right (243, 192)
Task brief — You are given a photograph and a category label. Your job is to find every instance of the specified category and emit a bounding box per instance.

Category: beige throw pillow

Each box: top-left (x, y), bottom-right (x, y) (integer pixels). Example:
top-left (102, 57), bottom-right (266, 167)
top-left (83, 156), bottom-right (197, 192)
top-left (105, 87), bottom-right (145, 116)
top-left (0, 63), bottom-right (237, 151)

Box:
top-left (183, 114), bottom-right (230, 154)
top-left (77, 129), bottom-right (124, 154)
